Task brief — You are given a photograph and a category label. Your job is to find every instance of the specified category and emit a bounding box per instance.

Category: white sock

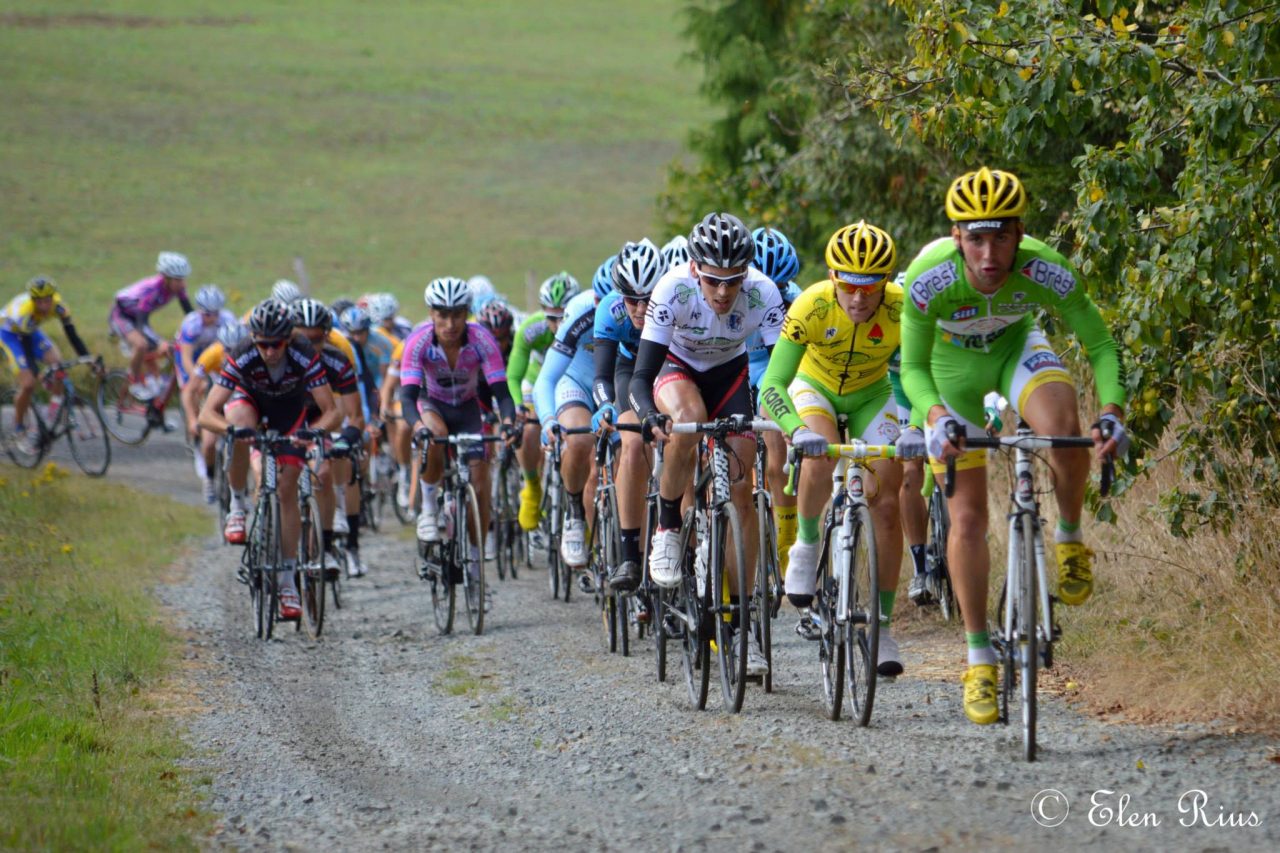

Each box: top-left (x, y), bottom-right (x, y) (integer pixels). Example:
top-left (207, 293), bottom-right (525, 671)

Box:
top-left (968, 646), bottom-right (997, 666)
top-left (230, 490), bottom-right (248, 512)
top-left (421, 484), bottom-right (438, 511)
top-left (398, 463), bottom-right (410, 481)
top-left (194, 454), bottom-right (208, 479)
top-left (1054, 525), bottom-right (1084, 544)
top-left (335, 488), bottom-right (347, 515)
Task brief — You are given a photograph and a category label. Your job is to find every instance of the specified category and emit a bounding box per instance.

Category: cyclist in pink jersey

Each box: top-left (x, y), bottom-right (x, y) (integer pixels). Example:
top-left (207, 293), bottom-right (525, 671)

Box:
top-left (109, 251), bottom-right (195, 398)
top-left (399, 277), bottom-right (517, 556)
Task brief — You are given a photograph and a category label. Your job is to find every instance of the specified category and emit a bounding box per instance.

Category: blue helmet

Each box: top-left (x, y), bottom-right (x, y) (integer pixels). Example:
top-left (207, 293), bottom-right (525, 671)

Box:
top-left (751, 227), bottom-right (801, 286)
top-left (781, 281), bottom-right (804, 307)
top-left (592, 254), bottom-right (617, 300)
top-left (339, 305), bottom-right (372, 333)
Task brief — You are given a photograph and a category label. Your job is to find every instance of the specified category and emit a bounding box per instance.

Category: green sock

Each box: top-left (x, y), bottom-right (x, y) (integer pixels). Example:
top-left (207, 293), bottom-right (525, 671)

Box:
top-left (797, 514), bottom-right (820, 544)
top-left (523, 469), bottom-right (539, 484)
top-left (1057, 518), bottom-right (1080, 534)
top-left (879, 590), bottom-right (896, 625)
top-left (966, 630), bottom-right (990, 650)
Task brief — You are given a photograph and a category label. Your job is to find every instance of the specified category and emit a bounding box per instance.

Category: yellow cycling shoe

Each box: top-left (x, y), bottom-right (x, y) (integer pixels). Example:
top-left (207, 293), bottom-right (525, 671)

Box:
top-left (962, 664), bottom-right (1000, 725)
top-left (1056, 542), bottom-right (1095, 606)
top-left (518, 481), bottom-right (542, 531)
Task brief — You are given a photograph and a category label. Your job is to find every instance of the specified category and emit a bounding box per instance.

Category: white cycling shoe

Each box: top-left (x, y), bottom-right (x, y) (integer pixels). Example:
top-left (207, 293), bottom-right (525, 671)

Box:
top-left (417, 509), bottom-right (441, 543)
top-left (647, 528), bottom-right (683, 588)
top-left (560, 518), bottom-right (587, 567)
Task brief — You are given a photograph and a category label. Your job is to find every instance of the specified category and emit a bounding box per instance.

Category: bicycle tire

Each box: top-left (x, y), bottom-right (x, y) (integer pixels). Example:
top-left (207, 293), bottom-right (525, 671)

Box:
top-left (817, 520), bottom-right (845, 721)
top-left (1017, 511), bottom-right (1039, 761)
top-left (676, 510), bottom-right (710, 710)
top-left (215, 444), bottom-right (231, 540)
top-left (755, 493), bottom-right (778, 694)
top-left (604, 488), bottom-right (629, 656)
top-left (0, 387), bottom-right (47, 468)
top-left (654, 584), bottom-right (673, 683)
top-left (461, 483), bottom-right (485, 635)
top-left (246, 502), bottom-right (267, 639)
top-left (928, 489), bottom-right (957, 622)
top-left (428, 543), bottom-right (456, 635)
top-left (64, 397), bottom-right (111, 477)
top-left (845, 504), bottom-right (879, 727)
top-left (712, 503), bottom-right (748, 714)
top-left (258, 495), bottom-right (282, 640)
top-left (393, 472), bottom-right (417, 525)
top-left (298, 494), bottom-right (326, 640)
top-left (97, 369), bottom-right (151, 445)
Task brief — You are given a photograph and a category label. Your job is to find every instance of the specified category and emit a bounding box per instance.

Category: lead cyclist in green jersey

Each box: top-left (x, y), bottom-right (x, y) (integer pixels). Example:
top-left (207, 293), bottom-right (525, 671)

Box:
top-left (900, 167), bottom-right (1128, 726)
top-left (508, 273), bottom-right (579, 530)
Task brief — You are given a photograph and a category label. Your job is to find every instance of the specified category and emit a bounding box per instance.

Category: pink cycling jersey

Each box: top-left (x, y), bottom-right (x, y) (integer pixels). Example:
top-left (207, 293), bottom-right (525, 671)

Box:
top-left (399, 322), bottom-right (507, 406)
top-left (114, 274), bottom-right (187, 318)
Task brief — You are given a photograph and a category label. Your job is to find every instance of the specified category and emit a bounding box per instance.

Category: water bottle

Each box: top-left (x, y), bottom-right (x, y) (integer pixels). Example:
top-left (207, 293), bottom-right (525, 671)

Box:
top-left (46, 395), bottom-right (63, 421)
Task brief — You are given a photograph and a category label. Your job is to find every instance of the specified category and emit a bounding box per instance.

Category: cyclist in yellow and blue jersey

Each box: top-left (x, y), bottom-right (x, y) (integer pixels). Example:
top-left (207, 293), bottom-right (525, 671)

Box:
top-left (2, 276), bottom-right (95, 449)
top-left (759, 221), bottom-right (910, 677)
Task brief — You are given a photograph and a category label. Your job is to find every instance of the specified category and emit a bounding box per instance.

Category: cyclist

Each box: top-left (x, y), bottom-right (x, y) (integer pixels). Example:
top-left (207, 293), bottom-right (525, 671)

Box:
top-left (759, 221), bottom-right (908, 676)
top-left (888, 345), bottom-right (934, 606)
top-left (1, 276), bottom-right (96, 453)
top-left (660, 235), bottom-right (691, 270)
top-left (591, 240), bottom-right (666, 593)
top-left (368, 292), bottom-right (412, 342)
top-left (199, 298), bottom-right (341, 620)
top-left (507, 272), bottom-right (579, 531)
top-left (110, 252), bottom-right (195, 399)
top-left (181, 321), bottom-right (249, 502)
top-left (271, 279), bottom-right (303, 305)
top-left (630, 212), bottom-right (785, 677)
top-left (468, 275), bottom-right (499, 316)
top-left (900, 167), bottom-right (1127, 725)
top-left (533, 258), bottom-right (615, 569)
top-left (177, 285), bottom-right (238, 484)
top-left (292, 298), bottom-right (369, 577)
top-left (746, 227), bottom-right (805, 581)
top-left (402, 277), bottom-right (517, 568)
top-left (477, 298), bottom-right (516, 360)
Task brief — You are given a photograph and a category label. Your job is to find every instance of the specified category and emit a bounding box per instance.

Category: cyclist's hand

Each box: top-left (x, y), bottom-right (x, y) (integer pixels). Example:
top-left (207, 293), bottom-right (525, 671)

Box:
top-left (413, 426), bottom-right (433, 447)
top-left (231, 426), bottom-right (257, 443)
top-left (641, 411), bottom-right (671, 444)
top-left (1091, 413), bottom-right (1128, 460)
top-left (790, 426), bottom-right (828, 458)
top-left (502, 419), bottom-right (521, 447)
top-left (928, 414), bottom-right (964, 461)
top-left (541, 420), bottom-right (561, 446)
top-left (186, 417), bottom-right (200, 442)
top-left (591, 403), bottom-right (617, 434)
top-left (894, 426), bottom-right (926, 461)
top-left (334, 425), bottom-right (363, 452)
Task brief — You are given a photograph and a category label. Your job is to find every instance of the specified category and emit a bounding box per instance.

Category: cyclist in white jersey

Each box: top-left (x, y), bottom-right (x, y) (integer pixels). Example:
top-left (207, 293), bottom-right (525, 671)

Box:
top-left (629, 212), bottom-right (784, 677)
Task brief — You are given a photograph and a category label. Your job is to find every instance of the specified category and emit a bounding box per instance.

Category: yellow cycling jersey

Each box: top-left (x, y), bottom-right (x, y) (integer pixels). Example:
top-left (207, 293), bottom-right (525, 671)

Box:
top-left (325, 328), bottom-right (356, 366)
top-left (781, 279), bottom-right (904, 397)
top-left (388, 337), bottom-right (405, 377)
top-left (3, 292), bottom-right (71, 334)
top-left (196, 340), bottom-right (226, 377)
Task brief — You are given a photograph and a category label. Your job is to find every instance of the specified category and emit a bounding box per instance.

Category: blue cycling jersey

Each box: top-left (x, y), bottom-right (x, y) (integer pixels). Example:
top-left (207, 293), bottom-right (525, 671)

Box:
top-left (533, 290), bottom-right (598, 422)
top-left (593, 290), bottom-right (642, 360)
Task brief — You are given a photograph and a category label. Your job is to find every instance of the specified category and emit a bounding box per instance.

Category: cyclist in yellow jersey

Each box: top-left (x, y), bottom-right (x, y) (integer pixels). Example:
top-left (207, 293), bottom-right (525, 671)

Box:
top-left (181, 322), bottom-right (249, 502)
top-left (380, 334), bottom-right (415, 509)
top-left (759, 221), bottom-right (911, 676)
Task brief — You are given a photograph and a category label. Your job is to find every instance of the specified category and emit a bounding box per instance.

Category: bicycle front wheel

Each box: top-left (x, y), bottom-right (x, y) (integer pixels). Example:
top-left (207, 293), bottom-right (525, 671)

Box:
top-left (754, 493), bottom-right (778, 693)
top-left (1016, 511), bottom-right (1039, 761)
top-left (298, 494), bottom-right (326, 640)
top-left (816, 521), bottom-right (845, 722)
top-left (0, 387), bottom-right (47, 468)
top-left (712, 503), bottom-right (748, 714)
top-left (928, 489), bottom-right (957, 621)
top-left (64, 397), bottom-right (111, 477)
top-left (97, 369), bottom-right (150, 445)
top-left (845, 504), bottom-right (879, 727)
top-left (461, 484), bottom-right (486, 635)
top-left (676, 511), bottom-right (709, 710)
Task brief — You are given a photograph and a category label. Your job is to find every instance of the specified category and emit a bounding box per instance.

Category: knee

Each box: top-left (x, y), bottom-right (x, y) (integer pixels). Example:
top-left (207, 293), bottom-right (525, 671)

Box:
top-left (17, 372), bottom-right (36, 392)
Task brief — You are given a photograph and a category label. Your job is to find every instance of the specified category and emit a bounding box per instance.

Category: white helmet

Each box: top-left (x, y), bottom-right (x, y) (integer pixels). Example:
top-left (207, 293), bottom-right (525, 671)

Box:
top-left (216, 322), bottom-right (249, 350)
top-left (194, 284), bottom-right (226, 312)
top-left (660, 236), bottom-right (690, 270)
top-left (612, 239), bottom-right (665, 298)
top-left (424, 277), bottom-right (471, 310)
top-left (272, 279), bottom-right (302, 303)
top-left (156, 252), bottom-right (191, 279)
top-left (367, 293), bottom-right (398, 324)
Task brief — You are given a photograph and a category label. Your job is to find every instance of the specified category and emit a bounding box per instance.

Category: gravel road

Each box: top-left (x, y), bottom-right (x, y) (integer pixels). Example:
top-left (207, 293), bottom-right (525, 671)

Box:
top-left (105, 432), bottom-right (1279, 851)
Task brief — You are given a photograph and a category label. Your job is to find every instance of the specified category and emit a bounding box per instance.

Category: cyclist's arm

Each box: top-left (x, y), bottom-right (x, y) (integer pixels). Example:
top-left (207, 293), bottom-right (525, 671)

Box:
top-left (180, 372), bottom-right (208, 425)
top-left (379, 368), bottom-right (399, 417)
top-left (399, 382), bottom-right (423, 431)
top-left (627, 338), bottom-right (669, 419)
top-left (758, 337), bottom-right (807, 436)
top-left (57, 315), bottom-right (90, 358)
top-left (506, 319), bottom-right (536, 402)
top-left (489, 379), bottom-right (517, 423)
top-left (177, 294), bottom-right (194, 315)
top-left (1059, 289), bottom-right (1126, 415)
top-left (198, 382), bottom-right (234, 435)
top-left (178, 341), bottom-right (199, 381)
top-left (886, 348), bottom-right (923, 429)
top-left (592, 337), bottom-right (620, 408)
top-left (310, 382), bottom-right (342, 432)
top-left (900, 294), bottom-right (944, 424)
top-left (473, 324), bottom-right (517, 423)
top-left (532, 343), bottom-right (572, 424)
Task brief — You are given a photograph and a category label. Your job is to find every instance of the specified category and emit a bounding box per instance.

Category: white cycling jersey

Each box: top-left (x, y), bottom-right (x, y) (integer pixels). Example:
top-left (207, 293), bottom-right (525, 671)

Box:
top-left (640, 266), bottom-right (784, 372)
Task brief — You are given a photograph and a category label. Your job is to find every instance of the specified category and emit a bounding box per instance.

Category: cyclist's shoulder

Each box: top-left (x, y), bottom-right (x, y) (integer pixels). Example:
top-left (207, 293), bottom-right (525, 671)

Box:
top-left (1011, 236), bottom-right (1080, 298)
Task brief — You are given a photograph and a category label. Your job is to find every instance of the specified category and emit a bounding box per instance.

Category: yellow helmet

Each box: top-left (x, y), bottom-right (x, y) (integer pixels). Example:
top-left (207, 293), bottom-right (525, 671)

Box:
top-left (945, 167), bottom-right (1027, 224)
top-left (27, 276), bottom-right (57, 298)
top-left (825, 221), bottom-right (896, 286)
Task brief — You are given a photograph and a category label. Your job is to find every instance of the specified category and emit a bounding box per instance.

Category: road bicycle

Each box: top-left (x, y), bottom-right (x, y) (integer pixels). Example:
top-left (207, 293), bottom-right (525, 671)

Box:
top-left (538, 424), bottom-right (593, 602)
top-left (786, 429), bottom-right (895, 725)
top-left (236, 428), bottom-right (327, 640)
top-left (587, 423), bottom-right (645, 656)
top-left (361, 428), bottom-right (394, 533)
top-left (659, 416), bottom-right (774, 714)
top-left (0, 356), bottom-right (110, 476)
top-left (749, 422), bottom-right (784, 693)
top-left (920, 466), bottom-right (957, 621)
top-left (381, 414), bottom-right (419, 527)
top-left (490, 421), bottom-right (526, 582)
top-left (414, 432), bottom-right (503, 636)
top-left (97, 346), bottom-right (178, 445)
top-left (944, 420), bottom-right (1115, 761)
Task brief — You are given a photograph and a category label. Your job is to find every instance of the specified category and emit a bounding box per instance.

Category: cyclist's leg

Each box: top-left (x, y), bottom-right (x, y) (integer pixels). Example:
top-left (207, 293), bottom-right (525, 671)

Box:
top-left (224, 394), bottom-right (259, 497)
top-left (2, 329), bottom-right (53, 430)
top-left (847, 387), bottom-right (904, 627)
top-left (516, 401), bottom-right (543, 530)
top-left (762, 418), bottom-right (796, 577)
top-left (654, 372), bottom-right (706, 508)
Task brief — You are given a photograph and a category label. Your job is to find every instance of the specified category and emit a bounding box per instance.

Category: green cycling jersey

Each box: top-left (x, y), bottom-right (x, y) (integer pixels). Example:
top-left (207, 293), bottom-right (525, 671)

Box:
top-left (507, 311), bottom-right (556, 403)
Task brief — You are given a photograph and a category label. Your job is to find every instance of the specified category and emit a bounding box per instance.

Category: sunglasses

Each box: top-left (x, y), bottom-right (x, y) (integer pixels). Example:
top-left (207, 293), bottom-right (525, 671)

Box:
top-left (622, 296), bottom-right (649, 306)
top-left (545, 313), bottom-right (565, 322)
top-left (253, 338), bottom-right (288, 351)
top-left (697, 268), bottom-right (748, 288)
top-left (832, 270), bottom-right (888, 292)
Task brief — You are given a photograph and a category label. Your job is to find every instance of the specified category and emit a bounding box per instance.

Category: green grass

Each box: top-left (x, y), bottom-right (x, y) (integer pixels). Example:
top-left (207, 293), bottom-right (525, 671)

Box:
top-left (0, 462), bottom-right (210, 849)
top-left (0, 1), bottom-right (704, 336)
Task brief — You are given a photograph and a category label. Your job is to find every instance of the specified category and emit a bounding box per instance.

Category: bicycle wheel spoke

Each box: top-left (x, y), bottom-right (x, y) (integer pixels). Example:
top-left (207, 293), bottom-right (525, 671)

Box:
top-left (845, 505), bottom-right (879, 727)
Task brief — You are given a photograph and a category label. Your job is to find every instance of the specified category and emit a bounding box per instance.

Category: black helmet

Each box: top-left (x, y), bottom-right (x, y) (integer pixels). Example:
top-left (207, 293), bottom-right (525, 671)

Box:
top-left (291, 297), bottom-right (333, 331)
top-left (249, 298), bottom-right (294, 339)
top-left (687, 212), bottom-right (753, 269)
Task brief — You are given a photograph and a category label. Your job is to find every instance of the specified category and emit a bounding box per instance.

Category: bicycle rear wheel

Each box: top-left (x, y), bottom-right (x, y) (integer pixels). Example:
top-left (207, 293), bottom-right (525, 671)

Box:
top-left (461, 484), bottom-right (486, 635)
top-left (845, 504), bottom-right (879, 727)
top-left (816, 522), bottom-right (845, 721)
top-left (754, 493), bottom-right (778, 693)
top-left (64, 397), bottom-right (111, 477)
top-left (712, 503), bottom-right (748, 714)
top-left (928, 489), bottom-right (957, 621)
top-left (250, 496), bottom-right (281, 640)
top-left (428, 545), bottom-right (456, 635)
top-left (676, 511), bottom-right (710, 710)
top-left (97, 369), bottom-right (150, 445)
top-left (0, 388), bottom-right (47, 468)
top-left (1016, 511), bottom-right (1039, 761)
top-left (298, 494), bottom-right (326, 639)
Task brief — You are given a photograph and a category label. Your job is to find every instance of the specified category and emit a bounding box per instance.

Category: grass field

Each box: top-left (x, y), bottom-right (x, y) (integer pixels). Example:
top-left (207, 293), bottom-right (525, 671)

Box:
top-left (0, 1), bottom-right (703, 333)
top-left (0, 463), bottom-right (210, 848)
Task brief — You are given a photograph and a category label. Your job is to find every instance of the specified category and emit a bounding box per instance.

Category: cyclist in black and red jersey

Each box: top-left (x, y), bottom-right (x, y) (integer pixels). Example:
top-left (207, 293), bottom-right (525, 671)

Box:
top-left (199, 298), bottom-right (341, 621)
